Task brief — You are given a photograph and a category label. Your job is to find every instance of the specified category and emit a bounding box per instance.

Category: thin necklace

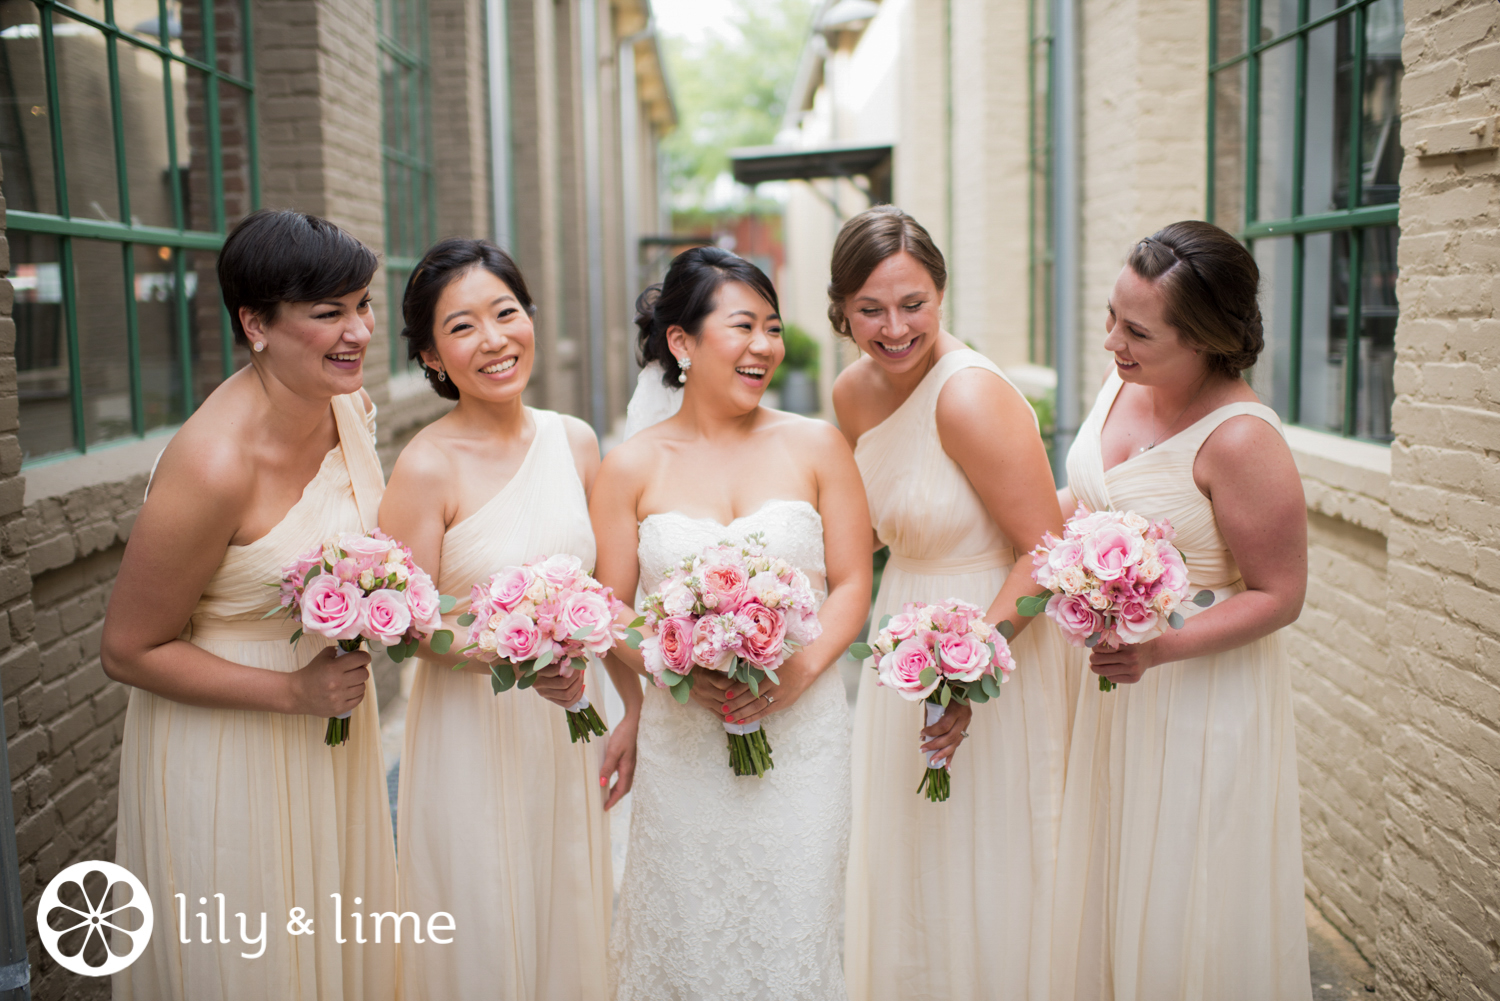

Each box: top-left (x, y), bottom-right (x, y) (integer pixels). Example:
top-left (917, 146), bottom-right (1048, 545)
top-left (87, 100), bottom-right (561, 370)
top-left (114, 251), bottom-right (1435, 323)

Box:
top-left (1139, 380), bottom-right (1209, 453)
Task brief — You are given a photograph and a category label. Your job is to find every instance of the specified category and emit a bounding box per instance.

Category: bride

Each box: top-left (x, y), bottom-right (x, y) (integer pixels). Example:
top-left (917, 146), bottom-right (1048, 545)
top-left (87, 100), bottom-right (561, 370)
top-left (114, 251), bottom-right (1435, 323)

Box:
top-left (592, 246), bottom-right (872, 1000)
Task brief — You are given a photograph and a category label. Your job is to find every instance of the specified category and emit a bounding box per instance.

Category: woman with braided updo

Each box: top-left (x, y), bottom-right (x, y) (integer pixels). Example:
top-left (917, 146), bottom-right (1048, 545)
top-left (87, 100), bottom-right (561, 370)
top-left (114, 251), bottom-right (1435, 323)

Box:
top-left (1050, 221), bottom-right (1313, 1000)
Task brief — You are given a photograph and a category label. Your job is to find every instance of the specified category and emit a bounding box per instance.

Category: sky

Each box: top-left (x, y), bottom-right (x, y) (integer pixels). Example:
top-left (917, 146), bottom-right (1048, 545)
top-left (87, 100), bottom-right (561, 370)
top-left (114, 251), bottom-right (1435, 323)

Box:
top-left (649, 0), bottom-right (739, 43)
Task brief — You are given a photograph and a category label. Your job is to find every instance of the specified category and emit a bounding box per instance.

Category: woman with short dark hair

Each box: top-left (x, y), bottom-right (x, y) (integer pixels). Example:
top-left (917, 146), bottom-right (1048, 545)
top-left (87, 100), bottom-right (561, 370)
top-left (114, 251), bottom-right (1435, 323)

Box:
top-left (379, 237), bottom-right (636, 997)
top-left (1050, 220), bottom-right (1312, 1000)
top-left (102, 209), bottom-right (398, 1000)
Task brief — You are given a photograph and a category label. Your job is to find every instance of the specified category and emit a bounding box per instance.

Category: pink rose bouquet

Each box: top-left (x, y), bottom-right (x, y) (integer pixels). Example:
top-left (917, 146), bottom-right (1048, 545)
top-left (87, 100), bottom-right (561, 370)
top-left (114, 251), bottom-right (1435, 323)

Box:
top-left (636, 532), bottom-right (822, 777)
top-left (1017, 505), bottom-right (1215, 691)
top-left (847, 599), bottom-right (1015, 802)
top-left (457, 554), bottom-right (628, 743)
top-left (272, 530), bottom-right (456, 745)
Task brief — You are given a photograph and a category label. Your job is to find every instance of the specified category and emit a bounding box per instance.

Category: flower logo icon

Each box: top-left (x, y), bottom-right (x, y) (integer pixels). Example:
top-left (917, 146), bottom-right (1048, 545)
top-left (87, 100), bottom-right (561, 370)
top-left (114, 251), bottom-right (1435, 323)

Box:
top-left (37, 861), bottom-right (153, 977)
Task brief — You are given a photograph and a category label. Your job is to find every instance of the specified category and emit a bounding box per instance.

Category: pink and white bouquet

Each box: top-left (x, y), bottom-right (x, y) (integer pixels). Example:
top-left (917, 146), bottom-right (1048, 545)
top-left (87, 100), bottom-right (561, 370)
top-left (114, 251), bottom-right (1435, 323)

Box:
top-left (272, 530), bottom-right (456, 745)
top-left (456, 553), bottom-right (628, 743)
top-left (1017, 506), bottom-right (1215, 691)
top-left (848, 599), bottom-right (1015, 802)
top-left (636, 532), bottom-right (822, 777)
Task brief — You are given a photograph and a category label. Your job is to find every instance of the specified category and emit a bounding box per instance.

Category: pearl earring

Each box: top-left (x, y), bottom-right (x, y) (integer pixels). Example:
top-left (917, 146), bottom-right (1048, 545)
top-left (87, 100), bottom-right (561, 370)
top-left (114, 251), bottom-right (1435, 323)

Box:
top-left (677, 357), bottom-right (691, 384)
top-left (252, 341), bottom-right (265, 353)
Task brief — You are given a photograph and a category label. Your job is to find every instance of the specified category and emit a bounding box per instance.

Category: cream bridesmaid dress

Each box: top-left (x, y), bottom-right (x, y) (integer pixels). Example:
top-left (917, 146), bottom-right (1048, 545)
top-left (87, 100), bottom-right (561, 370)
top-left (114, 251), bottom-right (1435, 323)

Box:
top-left (396, 408), bottom-right (611, 1000)
top-left (844, 349), bottom-right (1074, 1001)
top-left (114, 393), bottom-right (398, 1001)
top-left (1050, 370), bottom-right (1312, 1001)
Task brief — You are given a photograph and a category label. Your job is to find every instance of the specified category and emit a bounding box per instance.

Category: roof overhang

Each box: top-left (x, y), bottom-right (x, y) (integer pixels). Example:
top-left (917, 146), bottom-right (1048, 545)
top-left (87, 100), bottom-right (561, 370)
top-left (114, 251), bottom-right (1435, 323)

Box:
top-left (730, 142), bottom-right (892, 186)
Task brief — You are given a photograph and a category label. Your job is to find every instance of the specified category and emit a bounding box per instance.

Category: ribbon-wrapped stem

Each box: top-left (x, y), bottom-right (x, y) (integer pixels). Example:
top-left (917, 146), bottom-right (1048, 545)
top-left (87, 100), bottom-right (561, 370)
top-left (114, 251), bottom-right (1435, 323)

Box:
top-left (324, 640), bottom-right (363, 747)
top-left (916, 700), bottom-right (951, 802)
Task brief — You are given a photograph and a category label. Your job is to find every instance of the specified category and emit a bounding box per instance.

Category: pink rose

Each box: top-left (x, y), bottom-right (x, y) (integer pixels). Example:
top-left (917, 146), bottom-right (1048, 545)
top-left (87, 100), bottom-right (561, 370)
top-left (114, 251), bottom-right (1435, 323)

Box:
top-left (534, 553), bottom-right (585, 591)
top-left (488, 567), bottom-right (533, 609)
top-left (1067, 507), bottom-right (1117, 538)
top-left (784, 606), bottom-right (822, 647)
top-left (559, 590), bottom-right (615, 654)
top-left (1157, 547), bottom-right (1189, 596)
top-left (360, 588), bottom-right (413, 646)
top-left (885, 610), bottom-right (922, 641)
top-left (701, 563), bottom-right (749, 612)
top-left (1046, 538), bottom-right (1087, 575)
top-left (1045, 591), bottom-right (1104, 643)
top-left (1114, 596), bottom-right (1161, 643)
top-left (876, 637), bottom-right (941, 701)
top-left (657, 616), bottom-right (694, 674)
top-left (936, 631), bottom-right (993, 681)
top-left (1081, 524), bottom-right (1145, 581)
top-left (339, 533), bottom-right (395, 571)
top-left (405, 572), bottom-right (443, 634)
top-left (691, 615), bottom-right (735, 672)
top-left (493, 612), bottom-right (543, 662)
top-left (301, 575), bottom-right (365, 641)
top-left (735, 602), bottom-right (788, 669)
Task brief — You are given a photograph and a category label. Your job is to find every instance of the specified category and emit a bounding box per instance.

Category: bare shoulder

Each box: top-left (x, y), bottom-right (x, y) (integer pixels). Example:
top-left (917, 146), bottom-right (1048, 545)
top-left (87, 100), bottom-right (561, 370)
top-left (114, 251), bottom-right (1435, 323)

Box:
top-left (596, 424), bottom-right (661, 486)
top-left (1199, 409), bottom-right (1289, 463)
top-left (558, 412), bottom-right (599, 456)
top-left (936, 365), bottom-right (1036, 436)
top-left (831, 356), bottom-right (884, 431)
top-left (147, 394), bottom-right (256, 515)
top-left (358, 387), bottom-right (375, 415)
top-left (764, 410), bottom-right (850, 460)
top-left (387, 421), bottom-right (460, 488)
top-left (1195, 410), bottom-right (1301, 503)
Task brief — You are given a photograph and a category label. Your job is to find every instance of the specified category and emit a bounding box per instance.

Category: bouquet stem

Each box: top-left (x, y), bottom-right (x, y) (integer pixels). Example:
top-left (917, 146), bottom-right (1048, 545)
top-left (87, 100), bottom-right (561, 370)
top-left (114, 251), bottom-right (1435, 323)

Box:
top-left (566, 700), bottom-right (609, 743)
top-left (325, 640), bottom-right (363, 747)
top-left (726, 727), bottom-right (774, 777)
top-left (917, 765), bottom-right (950, 802)
top-left (1099, 675), bottom-right (1116, 693)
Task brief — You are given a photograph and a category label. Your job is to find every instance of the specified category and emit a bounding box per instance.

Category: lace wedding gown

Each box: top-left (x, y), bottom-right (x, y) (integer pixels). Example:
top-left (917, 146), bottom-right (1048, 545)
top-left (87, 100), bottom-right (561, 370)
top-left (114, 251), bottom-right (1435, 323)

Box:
top-left (610, 499), bottom-right (851, 1001)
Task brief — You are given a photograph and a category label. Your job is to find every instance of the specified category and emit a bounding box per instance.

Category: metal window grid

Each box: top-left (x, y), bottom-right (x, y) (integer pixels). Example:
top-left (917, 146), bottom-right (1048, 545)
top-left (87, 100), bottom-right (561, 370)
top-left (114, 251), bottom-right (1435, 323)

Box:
top-left (1207, 0), bottom-right (1399, 437)
top-left (11, 0), bottom-right (258, 463)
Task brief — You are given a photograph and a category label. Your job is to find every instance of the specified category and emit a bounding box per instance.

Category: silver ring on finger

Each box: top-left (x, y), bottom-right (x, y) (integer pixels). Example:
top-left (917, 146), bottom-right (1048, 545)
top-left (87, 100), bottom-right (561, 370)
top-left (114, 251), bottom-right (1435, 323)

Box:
top-left (961, 730), bottom-right (970, 738)
top-left (764, 694), bottom-right (775, 706)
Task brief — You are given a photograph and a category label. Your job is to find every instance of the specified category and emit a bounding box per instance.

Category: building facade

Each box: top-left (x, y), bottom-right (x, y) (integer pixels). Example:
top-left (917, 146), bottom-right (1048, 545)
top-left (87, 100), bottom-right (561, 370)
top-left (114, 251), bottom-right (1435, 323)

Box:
top-left (774, 0), bottom-right (1500, 997)
top-left (0, 1), bottom-right (671, 995)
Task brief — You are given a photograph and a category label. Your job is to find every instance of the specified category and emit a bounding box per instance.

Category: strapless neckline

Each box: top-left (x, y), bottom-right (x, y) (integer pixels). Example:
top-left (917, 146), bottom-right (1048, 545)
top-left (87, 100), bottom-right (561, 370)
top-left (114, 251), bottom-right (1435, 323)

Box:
top-left (638, 497), bottom-right (821, 531)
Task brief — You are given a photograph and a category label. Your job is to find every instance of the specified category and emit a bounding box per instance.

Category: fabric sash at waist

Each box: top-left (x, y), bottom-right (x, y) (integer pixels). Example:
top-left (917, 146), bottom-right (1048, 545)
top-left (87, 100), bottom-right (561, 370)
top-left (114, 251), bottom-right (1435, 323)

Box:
top-left (185, 615), bottom-right (306, 644)
top-left (886, 549), bottom-right (1014, 576)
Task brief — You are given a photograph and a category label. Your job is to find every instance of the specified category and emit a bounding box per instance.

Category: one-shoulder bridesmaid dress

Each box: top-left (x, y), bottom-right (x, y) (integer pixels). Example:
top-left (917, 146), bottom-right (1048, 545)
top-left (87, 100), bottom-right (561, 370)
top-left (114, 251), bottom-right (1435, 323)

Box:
top-left (1050, 371), bottom-right (1312, 1001)
top-left (114, 393), bottom-right (398, 1001)
top-left (396, 408), bottom-right (612, 999)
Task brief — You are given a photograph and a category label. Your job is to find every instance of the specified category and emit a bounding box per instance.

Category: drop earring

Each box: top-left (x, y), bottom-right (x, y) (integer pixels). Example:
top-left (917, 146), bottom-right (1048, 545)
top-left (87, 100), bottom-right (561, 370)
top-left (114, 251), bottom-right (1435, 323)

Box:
top-left (677, 357), bottom-right (691, 384)
top-left (437, 369), bottom-right (447, 382)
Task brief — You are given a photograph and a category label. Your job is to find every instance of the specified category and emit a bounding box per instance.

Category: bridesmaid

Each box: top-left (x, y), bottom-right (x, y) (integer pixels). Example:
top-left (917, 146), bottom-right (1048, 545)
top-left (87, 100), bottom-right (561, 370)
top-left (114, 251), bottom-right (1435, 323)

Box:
top-left (378, 238), bottom-right (640, 999)
top-left (1049, 221), bottom-right (1311, 1000)
top-left (101, 209), bottom-right (396, 999)
top-left (833, 205), bottom-right (1072, 1001)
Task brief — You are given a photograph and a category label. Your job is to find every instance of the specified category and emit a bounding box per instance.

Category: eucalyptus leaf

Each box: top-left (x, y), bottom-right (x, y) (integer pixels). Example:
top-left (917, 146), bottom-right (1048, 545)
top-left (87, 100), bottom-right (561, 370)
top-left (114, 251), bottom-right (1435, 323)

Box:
top-left (878, 613), bottom-right (893, 632)
top-left (671, 680), bottom-right (692, 705)
top-left (1192, 589), bottom-right (1216, 607)
top-left (629, 615), bottom-right (646, 628)
top-left (457, 612), bottom-right (476, 627)
top-left (450, 659), bottom-right (469, 671)
top-left (260, 604), bottom-right (284, 620)
top-left (516, 672), bottom-right (536, 691)
top-left (1016, 591), bottom-right (1053, 617)
top-left (430, 629), bottom-right (454, 654)
top-left (303, 565), bottom-right (321, 584)
top-left (490, 663), bottom-right (516, 694)
top-left (388, 643), bottom-right (406, 664)
top-left (939, 684), bottom-right (951, 707)
top-left (919, 666), bottom-right (937, 687)
top-left (1168, 610), bottom-right (1185, 630)
top-left (571, 626), bottom-right (594, 641)
top-left (968, 686), bottom-right (989, 704)
top-left (625, 628), bottom-right (644, 650)
top-left (763, 668), bottom-right (780, 685)
top-left (289, 627), bottom-right (303, 646)
top-left (439, 594), bottom-right (458, 613)
top-left (847, 642), bottom-right (873, 661)
top-left (981, 673), bottom-right (1000, 698)
top-left (661, 669), bottom-right (685, 687)
top-left (534, 649), bottom-right (554, 672)
top-left (746, 673), bottom-right (760, 698)
top-left (997, 620), bottom-right (1016, 640)
top-left (1085, 632), bottom-right (1101, 648)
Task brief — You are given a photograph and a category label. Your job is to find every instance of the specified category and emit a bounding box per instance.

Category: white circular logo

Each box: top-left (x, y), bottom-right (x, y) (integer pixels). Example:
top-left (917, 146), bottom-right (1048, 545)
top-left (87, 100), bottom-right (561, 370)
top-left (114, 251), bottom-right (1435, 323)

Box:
top-left (37, 861), bottom-right (153, 976)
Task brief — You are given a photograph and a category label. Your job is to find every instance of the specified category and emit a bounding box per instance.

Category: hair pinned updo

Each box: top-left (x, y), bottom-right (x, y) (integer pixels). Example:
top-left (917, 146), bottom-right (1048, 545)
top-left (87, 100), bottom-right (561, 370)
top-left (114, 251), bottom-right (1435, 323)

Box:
top-left (1126, 221), bottom-right (1265, 379)
top-left (826, 205), bottom-right (947, 338)
top-left (401, 238), bottom-right (536, 400)
top-left (635, 246), bottom-right (779, 388)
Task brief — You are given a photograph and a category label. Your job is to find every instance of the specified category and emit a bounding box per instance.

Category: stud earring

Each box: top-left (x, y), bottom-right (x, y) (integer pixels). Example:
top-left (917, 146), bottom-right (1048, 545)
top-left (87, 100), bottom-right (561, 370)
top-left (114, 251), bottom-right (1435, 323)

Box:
top-left (252, 341), bottom-right (265, 353)
top-left (677, 357), bottom-right (691, 384)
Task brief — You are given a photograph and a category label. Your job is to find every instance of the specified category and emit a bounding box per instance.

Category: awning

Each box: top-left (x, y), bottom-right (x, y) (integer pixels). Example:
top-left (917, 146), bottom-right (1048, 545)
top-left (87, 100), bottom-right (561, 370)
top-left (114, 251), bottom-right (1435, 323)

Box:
top-left (729, 142), bottom-right (893, 203)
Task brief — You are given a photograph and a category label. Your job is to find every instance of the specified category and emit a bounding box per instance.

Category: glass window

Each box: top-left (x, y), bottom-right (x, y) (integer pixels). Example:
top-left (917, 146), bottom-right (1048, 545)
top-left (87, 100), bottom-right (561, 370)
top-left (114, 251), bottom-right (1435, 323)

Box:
top-left (377, 0), bottom-right (433, 373)
top-left (0, 0), bottom-right (256, 464)
top-left (1209, 0), bottom-right (1401, 442)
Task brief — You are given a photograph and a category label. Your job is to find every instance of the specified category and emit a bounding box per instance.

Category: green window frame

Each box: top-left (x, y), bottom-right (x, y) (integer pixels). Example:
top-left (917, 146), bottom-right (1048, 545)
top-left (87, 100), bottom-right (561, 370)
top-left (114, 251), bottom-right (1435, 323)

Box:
top-left (1208, 0), bottom-right (1403, 441)
top-left (5, 0), bottom-right (258, 465)
top-left (377, 0), bottom-right (434, 374)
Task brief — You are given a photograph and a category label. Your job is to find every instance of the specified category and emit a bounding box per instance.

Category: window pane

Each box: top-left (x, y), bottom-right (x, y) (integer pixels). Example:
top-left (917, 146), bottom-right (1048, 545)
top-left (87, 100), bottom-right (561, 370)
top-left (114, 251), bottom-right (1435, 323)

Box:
top-left (14, 231), bottom-right (71, 461)
top-left (70, 239), bottom-right (134, 446)
top-left (1257, 40), bottom-right (1297, 221)
top-left (1262, 0), bottom-right (1299, 43)
top-left (1299, 230), bottom-right (1348, 434)
top-left (1213, 64), bottom-right (1247, 233)
top-left (0, 1), bottom-right (58, 215)
top-left (52, 11), bottom-right (122, 224)
top-left (1361, 0), bottom-right (1403, 206)
top-left (1303, 15), bottom-right (1354, 213)
top-left (182, 65), bottom-right (214, 231)
top-left (1216, 0), bottom-right (1250, 61)
top-left (1355, 226), bottom-right (1397, 441)
top-left (1251, 236), bottom-right (1295, 419)
top-left (118, 35), bottom-right (179, 229)
top-left (134, 243), bottom-right (186, 431)
top-left (219, 80), bottom-right (252, 227)
top-left (186, 248), bottom-right (238, 405)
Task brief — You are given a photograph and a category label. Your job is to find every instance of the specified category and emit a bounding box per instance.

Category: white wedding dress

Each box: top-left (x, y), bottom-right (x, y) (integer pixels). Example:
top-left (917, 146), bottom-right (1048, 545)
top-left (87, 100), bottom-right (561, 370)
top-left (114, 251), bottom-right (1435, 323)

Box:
top-left (610, 498), bottom-right (852, 1001)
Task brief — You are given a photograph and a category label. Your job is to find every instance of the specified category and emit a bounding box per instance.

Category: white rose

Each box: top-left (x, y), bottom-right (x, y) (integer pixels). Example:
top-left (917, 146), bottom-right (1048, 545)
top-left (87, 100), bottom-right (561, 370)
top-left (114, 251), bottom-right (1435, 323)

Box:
top-left (524, 577), bottom-right (549, 603)
top-left (1057, 565), bottom-right (1088, 593)
top-left (1121, 512), bottom-right (1149, 535)
top-left (1086, 589), bottom-right (1110, 610)
top-left (358, 569), bottom-right (376, 590)
top-left (477, 630), bottom-right (499, 653)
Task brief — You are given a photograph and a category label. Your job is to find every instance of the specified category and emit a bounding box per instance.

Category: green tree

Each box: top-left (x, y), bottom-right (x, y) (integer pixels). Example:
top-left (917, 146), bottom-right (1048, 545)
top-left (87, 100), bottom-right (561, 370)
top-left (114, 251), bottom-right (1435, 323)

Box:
top-left (661, 0), bottom-right (816, 210)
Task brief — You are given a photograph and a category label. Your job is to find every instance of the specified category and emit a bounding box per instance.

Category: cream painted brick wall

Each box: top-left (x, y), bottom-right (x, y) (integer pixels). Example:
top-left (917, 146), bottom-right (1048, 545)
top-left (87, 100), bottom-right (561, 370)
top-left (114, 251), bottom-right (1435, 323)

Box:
top-left (1376, 0), bottom-right (1500, 996)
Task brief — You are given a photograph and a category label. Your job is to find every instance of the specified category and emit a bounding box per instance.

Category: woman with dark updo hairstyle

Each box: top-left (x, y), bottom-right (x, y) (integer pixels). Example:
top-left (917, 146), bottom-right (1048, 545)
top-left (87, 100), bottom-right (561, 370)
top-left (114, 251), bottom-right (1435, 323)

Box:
top-left (1050, 220), bottom-right (1312, 1000)
top-left (378, 238), bottom-right (637, 997)
top-left (593, 245), bottom-right (873, 998)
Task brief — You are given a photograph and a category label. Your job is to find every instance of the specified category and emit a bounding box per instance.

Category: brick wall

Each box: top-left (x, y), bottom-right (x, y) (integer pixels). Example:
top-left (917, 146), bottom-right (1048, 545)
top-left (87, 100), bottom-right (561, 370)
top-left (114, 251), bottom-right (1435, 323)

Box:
top-left (1376, 0), bottom-right (1500, 996)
